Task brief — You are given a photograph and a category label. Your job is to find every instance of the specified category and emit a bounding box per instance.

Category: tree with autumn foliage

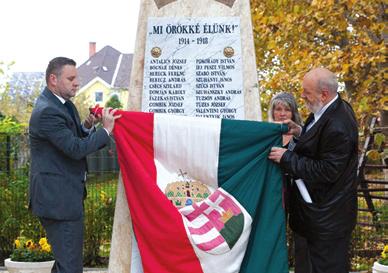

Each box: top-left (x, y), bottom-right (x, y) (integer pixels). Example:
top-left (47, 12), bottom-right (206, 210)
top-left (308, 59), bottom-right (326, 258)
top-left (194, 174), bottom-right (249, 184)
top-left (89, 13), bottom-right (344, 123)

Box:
top-left (0, 62), bottom-right (41, 125)
top-left (251, 0), bottom-right (385, 127)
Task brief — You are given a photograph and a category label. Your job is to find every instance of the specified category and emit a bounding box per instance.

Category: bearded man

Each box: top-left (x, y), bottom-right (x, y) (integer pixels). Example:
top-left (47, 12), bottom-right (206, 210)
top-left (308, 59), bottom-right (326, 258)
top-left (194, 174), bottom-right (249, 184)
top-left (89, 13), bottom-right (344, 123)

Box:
top-left (268, 67), bottom-right (358, 273)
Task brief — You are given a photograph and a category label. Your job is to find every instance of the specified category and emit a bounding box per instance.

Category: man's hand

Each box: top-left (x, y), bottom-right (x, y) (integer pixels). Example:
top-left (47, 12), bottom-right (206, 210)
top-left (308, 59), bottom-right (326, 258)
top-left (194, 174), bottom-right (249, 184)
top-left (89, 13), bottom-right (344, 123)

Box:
top-left (83, 114), bottom-right (99, 129)
top-left (268, 147), bottom-right (287, 163)
top-left (283, 119), bottom-right (302, 137)
top-left (102, 108), bottom-right (121, 134)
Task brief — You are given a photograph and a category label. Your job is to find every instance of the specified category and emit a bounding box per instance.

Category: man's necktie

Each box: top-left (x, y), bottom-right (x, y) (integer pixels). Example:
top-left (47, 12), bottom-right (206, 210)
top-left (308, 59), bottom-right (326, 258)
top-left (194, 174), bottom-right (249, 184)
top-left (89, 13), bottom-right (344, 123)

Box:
top-left (301, 114), bottom-right (315, 135)
top-left (64, 101), bottom-right (77, 125)
top-left (305, 116), bottom-right (315, 132)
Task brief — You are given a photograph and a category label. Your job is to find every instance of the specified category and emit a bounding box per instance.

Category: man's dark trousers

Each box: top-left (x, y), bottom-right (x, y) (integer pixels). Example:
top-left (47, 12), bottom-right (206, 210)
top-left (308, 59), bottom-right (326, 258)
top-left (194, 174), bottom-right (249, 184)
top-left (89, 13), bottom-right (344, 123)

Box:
top-left (295, 233), bottom-right (351, 273)
top-left (40, 216), bottom-right (84, 273)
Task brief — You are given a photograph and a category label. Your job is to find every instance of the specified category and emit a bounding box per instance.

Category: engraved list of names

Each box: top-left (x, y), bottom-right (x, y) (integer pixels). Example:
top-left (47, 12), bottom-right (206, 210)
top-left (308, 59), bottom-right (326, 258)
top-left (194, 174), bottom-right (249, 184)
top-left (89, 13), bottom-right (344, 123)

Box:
top-left (142, 17), bottom-right (244, 119)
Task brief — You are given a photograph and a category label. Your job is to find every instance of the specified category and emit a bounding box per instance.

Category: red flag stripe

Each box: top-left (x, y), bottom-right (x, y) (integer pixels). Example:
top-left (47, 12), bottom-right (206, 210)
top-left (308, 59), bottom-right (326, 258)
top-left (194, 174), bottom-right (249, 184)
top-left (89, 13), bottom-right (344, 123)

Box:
top-left (113, 111), bottom-right (203, 273)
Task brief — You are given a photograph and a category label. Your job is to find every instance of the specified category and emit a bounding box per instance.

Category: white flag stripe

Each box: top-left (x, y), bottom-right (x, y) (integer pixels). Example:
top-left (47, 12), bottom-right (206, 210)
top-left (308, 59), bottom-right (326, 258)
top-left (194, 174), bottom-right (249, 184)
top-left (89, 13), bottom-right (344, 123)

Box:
top-left (153, 114), bottom-right (253, 273)
top-left (154, 114), bottom-right (221, 191)
top-left (204, 241), bottom-right (230, 255)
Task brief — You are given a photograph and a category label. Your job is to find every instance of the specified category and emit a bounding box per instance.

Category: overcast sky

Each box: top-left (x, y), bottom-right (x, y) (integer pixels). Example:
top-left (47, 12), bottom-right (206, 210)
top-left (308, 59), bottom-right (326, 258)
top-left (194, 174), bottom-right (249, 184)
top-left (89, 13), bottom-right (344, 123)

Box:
top-left (0, 0), bottom-right (140, 72)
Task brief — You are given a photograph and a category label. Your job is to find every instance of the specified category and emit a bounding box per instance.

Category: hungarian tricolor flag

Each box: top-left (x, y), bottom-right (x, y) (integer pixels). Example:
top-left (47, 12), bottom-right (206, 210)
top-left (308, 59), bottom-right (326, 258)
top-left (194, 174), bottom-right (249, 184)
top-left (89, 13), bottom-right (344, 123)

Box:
top-left (95, 108), bottom-right (288, 273)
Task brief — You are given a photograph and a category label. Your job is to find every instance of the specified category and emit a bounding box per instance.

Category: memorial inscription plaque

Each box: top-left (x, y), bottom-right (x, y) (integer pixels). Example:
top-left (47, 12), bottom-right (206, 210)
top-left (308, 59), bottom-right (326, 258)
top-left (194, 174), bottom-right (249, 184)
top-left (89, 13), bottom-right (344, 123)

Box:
top-left (142, 17), bottom-right (244, 119)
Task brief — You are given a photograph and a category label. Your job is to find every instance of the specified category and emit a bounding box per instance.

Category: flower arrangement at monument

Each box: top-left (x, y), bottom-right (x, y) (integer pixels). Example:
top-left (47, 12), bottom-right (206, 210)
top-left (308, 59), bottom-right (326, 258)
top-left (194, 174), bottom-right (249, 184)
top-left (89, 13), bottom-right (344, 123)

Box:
top-left (378, 245), bottom-right (388, 265)
top-left (373, 245), bottom-right (388, 273)
top-left (10, 236), bottom-right (53, 262)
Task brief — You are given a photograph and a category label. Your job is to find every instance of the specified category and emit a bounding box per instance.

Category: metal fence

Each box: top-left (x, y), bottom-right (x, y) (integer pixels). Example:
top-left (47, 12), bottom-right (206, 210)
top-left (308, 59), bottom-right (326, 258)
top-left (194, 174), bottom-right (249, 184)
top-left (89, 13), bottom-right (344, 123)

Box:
top-left (0, 131), bottom-right (386, 269)
top-left (0, 133), bottom-right (118, 267)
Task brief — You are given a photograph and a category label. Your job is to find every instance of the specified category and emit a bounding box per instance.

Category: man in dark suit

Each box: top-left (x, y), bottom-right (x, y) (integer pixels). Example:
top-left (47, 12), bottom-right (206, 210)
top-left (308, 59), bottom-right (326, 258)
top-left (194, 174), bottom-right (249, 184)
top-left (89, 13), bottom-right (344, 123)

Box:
top-left (29, 57), bottom-right (120, 273)
top-left (268, 67), bottom-right (358, 273)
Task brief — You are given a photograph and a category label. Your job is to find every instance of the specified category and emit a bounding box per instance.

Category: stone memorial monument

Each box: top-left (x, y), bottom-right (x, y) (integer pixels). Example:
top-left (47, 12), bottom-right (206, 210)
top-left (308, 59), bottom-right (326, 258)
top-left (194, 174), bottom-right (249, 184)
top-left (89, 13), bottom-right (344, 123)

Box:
top-left (108, 0), bottom-right (261, 272)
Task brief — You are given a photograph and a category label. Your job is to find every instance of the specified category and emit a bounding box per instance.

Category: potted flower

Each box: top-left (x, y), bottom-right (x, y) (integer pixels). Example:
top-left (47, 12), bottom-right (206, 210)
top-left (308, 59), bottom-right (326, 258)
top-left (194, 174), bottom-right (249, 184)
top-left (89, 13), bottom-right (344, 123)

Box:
top-left (373, 245), bottom-right (388, 273)
top-left (4, 236), bottom-right (55, 273)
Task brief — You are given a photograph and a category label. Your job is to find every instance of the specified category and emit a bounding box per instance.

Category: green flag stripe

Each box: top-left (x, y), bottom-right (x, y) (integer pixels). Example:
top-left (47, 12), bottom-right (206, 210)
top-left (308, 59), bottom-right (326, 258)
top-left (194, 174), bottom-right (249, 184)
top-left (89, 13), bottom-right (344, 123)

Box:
top-left (217, 119), bottom-right (289, 273)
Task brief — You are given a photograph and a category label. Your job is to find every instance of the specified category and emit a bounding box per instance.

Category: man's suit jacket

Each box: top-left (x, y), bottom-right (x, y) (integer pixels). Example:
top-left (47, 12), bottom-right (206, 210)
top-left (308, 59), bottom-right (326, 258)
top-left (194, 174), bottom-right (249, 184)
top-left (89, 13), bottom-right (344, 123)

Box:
top-left (280, 95), bottom-right (358, 240)
top-left (29, 87), bottom-right (110, 220)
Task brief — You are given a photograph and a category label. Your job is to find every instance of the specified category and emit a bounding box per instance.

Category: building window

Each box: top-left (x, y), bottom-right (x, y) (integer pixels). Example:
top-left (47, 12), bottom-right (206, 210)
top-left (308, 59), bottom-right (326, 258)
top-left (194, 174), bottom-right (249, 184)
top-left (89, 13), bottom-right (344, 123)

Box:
top-left (95, 91), bottom-right (103, 103)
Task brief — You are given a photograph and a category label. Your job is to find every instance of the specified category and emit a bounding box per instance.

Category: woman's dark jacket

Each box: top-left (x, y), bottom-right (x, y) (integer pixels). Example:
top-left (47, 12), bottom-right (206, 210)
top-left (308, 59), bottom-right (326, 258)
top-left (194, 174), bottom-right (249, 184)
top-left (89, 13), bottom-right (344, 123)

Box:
top-left (280, 96), bottom-right (358, 240)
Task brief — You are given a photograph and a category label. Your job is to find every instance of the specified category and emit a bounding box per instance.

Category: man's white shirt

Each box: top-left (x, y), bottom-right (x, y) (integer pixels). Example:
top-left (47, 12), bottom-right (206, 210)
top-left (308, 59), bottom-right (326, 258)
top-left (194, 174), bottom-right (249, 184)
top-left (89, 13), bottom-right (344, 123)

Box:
top-left (52, 93), bottom-right (109, 136)
top-left (296, 94), bottom-right (339, 203)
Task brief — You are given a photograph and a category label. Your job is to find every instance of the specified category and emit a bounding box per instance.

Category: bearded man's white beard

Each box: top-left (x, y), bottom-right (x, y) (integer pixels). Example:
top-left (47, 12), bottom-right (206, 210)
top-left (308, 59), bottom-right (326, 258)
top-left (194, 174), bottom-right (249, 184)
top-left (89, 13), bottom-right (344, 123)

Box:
top-left (306, 101), bottom-right (323, 114)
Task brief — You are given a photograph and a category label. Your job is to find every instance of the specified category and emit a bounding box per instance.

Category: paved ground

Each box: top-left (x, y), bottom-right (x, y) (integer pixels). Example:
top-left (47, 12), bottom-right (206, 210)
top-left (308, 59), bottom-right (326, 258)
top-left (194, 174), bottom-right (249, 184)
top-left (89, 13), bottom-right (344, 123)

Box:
top-left (0, 269), bottom-right (366, 273)
top-left (0, 267), bottom-right (107, 273)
